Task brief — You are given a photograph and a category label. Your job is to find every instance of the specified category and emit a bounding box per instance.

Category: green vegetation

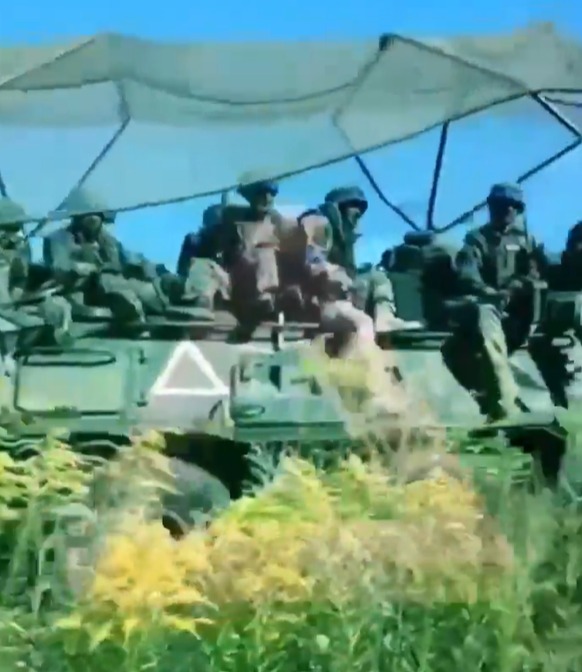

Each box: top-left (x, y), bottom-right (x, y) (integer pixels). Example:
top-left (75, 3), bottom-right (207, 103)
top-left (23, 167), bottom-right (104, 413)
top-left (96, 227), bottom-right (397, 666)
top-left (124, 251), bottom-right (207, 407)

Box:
top-left (1, 428), bottom-right (582, 672)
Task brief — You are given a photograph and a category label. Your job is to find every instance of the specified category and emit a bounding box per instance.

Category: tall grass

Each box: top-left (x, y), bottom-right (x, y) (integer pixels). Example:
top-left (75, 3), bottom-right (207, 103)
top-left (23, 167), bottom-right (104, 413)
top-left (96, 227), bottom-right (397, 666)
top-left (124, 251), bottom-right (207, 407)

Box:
top-left (1, 425), bottom-right (582, 672)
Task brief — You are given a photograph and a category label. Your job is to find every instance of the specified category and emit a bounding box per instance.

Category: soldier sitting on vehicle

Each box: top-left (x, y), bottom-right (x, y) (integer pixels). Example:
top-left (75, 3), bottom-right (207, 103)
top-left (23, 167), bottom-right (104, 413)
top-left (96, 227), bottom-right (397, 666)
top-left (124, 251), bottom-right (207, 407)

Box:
top-left (440, 182), bottom-right (561, 420)
top-left (176, 203), bottom-right (233, 318)
top-left (557, 221), bottom-right (582, 291)
top-left (0, 197), bottom-right (72, 349)
top-left (296, 186), bottom-right (408, 335)
top-left (274, 186), bottom-right (421, 363)
top-left (178, 176), bottom-right (299, 328)
top-left (43, 189), bottom-right (202, 325)
top-left (531, 220), bottom-right (582, 407)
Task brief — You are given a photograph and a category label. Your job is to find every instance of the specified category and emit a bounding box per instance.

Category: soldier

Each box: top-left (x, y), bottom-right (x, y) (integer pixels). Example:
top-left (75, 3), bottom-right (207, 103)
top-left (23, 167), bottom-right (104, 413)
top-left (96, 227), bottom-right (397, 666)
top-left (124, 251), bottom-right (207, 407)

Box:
top-left (532, 221), bottom-right (582, 408)
top-left (0, 197), bottom-right (72, 348)
top-left (298, 186), bottom-right (402, 334)
top-left (224, 177), bottom-right (286, 320)
top-left (441, 182), bottom-right (555, 420)
top-left (559, 221), bottom-right (582, 290)
top-left (44, 189), bottom-right (191, 323)
top-left (176, 203), bottom-right (232, 315)
top-left (178, 177), bottom-right (292, 326)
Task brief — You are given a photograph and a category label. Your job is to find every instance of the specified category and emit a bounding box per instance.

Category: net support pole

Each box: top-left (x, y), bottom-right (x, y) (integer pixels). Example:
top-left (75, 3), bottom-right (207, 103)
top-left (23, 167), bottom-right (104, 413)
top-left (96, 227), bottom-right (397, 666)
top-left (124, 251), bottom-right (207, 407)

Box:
top-left (426, 122), bottom-right (449, 230)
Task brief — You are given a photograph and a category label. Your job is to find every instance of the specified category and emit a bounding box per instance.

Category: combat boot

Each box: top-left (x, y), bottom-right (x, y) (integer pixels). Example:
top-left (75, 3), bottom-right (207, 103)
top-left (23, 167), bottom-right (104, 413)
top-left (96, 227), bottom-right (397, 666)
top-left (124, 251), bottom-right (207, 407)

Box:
top-left (477, 351), bottom-right (523, 421)
top-left (373, 299), bottom-right (399, 334)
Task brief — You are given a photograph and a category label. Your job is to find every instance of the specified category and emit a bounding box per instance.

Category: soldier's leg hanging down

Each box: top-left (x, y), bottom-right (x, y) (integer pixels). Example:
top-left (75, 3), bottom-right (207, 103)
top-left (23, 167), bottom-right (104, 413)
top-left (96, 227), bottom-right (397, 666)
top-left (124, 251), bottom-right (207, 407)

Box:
top-left (442, 303), bottom-right (521, 420)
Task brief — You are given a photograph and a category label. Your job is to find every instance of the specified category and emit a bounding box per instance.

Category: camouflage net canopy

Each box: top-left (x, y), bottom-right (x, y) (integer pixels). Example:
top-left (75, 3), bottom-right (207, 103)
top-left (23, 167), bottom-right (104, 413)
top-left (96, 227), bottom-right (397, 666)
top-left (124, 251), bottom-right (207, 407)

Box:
top-left (0, 22), bottom-right (582, 222)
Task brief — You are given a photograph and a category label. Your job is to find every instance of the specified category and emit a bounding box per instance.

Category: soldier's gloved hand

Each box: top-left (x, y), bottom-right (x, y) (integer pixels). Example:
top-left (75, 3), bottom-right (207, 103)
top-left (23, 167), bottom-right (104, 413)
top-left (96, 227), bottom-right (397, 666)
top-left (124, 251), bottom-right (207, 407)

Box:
top-left (505, 277), bottom-right (526, 292)
top-left (480, 286), bottom-right (510, 307)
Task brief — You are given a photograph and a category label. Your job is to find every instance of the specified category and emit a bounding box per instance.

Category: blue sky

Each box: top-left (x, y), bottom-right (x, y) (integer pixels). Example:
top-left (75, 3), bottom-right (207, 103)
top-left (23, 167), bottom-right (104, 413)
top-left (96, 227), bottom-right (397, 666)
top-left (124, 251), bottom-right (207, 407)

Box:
top-left (1, 0), bottom-right (582, 268)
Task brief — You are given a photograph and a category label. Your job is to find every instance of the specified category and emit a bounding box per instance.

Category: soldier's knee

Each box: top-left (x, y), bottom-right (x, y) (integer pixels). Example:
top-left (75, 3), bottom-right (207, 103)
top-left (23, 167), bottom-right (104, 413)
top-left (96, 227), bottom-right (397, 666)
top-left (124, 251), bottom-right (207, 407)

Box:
top-left (40, 297), bottom-right (71, 328)
top-left (475, 303), bottom-right (504, 337)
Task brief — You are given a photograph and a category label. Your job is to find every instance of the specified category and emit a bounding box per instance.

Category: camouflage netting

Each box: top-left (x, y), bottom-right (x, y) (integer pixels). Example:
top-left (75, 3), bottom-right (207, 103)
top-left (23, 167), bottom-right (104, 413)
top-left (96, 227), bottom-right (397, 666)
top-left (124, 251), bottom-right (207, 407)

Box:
top-left (0, 22), bottom-right (581, 221)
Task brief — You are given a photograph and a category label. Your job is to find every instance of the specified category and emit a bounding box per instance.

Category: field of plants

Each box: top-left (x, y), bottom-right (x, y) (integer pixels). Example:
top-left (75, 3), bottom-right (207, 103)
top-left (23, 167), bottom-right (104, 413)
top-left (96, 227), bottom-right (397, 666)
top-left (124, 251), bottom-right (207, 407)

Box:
top-left (1, 423), bottom-right (582, 672)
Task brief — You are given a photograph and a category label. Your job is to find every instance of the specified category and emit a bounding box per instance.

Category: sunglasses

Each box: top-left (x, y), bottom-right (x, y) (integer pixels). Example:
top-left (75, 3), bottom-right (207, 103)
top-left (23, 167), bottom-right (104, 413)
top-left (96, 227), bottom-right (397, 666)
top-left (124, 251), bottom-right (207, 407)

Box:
top-left (490, 199), bottom-right (524, 214)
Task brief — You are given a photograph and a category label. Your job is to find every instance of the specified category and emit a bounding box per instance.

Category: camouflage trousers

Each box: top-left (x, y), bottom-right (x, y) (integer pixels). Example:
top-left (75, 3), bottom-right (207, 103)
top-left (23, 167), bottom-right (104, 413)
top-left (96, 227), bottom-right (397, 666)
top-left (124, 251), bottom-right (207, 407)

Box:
top-left (307, 263), bottom-right (409, 346)
top-left (531, 292), bottom-right (582, 408)
top-left (93, 275), bottom-right (167, 321)
top-left (351, 268), bottom-right (401, 333)
top-left (0, 296), bottom-right (73, 351)
top-left (182, 258), bottom-right (231, 305)
top-left (230, 248), bottom-right (278, 302)
top-left (39, 295), bottom-right (73, 334)
top-left (307, 264), bottom-right (378, 352)
top-left (441, 301), bottom-right (565, 419)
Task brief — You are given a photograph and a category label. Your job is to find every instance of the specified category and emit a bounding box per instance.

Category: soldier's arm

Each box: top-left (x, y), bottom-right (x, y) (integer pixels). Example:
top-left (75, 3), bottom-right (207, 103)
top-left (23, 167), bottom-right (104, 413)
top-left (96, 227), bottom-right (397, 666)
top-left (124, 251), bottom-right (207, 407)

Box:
top-left (9, 242), bottom-right (31, 294)
top-left (298, 211), bottom-right (333, 261)
top-left (43, 233), bottom-right (97, 278)
top-left (530, 237), bottom-right (549, 279)
top-left (177, 232), bottom-right (200, 277)
top-left (455, 234), bottom-right (491, 296)
top-left (187, 204), bottom-right (229, 264)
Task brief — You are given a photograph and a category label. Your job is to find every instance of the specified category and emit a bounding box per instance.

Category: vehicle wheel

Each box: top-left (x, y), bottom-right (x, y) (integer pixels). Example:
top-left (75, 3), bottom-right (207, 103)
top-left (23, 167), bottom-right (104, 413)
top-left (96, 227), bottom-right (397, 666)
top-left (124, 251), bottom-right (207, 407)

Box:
top-left (162, 458), bottom-right (231, 537)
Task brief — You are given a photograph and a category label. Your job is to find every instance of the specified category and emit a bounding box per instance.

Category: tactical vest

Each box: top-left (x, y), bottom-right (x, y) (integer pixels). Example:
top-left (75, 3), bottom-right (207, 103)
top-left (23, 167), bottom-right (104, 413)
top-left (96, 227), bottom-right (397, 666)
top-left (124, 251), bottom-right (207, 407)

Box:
top-left (312, 202), bottom-right (359, 276)
top-left (465, 224), bottom-right (535, 289)
top-left (70, 228), bottom-right (122, 270)
top-left (219, 205), bottom-right (287, 268)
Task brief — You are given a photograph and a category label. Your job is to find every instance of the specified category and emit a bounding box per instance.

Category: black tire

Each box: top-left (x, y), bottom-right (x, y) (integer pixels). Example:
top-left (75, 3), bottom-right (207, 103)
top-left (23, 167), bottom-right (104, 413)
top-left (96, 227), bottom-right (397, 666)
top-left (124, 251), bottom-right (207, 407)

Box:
top-left (162, 458), bottom-right (231, 537)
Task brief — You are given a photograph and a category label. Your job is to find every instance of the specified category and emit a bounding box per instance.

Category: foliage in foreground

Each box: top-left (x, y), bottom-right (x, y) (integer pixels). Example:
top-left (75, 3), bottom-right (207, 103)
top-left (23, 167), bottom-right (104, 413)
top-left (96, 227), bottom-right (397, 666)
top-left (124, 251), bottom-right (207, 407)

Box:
top-left (1, 432), bottom-right (582, 671)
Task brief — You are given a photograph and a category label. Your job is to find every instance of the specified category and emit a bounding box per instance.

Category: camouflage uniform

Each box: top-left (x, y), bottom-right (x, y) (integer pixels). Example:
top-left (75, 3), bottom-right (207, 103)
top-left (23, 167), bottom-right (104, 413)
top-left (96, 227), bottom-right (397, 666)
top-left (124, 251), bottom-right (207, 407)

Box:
top-left (0, 198), bottom-right (71, 345)
top-left (177, 179), bottom-right (289, 322)
top-left (538, 221), bottom-right (582, 407)
top-left (44, 190), bottom-right (176, 323)
top-left (227, 178), bottom-right (287, 319)
top-left (299, 186), bottom-right (399, 334)
top-left (441, 183), bottom-right (553, 420)
top-left (176, 203), bottom-right (233, 313)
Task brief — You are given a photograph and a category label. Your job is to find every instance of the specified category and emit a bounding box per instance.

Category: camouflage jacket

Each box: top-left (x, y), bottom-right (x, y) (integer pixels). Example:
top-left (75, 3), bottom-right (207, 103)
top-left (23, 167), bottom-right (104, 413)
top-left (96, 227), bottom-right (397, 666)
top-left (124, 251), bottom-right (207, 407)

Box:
top-left (299, 203), bottom-right (360, 277)
top-left (557, 251), bottom-right (582, 292)
top-left (43, 226), bottom-right (156, 280)
top-left (455, 222), bottom-right (545, 296)
top-left (0, 233), bottom-right (32, 303)
top-left (178, 205), bottom-right (294, 274)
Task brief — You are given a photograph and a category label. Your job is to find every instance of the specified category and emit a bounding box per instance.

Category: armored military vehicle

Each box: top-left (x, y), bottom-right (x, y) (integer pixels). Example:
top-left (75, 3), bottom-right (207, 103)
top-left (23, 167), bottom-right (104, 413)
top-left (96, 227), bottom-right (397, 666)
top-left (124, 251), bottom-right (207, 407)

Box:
top-left (1, 25), bottom-right (582, 517)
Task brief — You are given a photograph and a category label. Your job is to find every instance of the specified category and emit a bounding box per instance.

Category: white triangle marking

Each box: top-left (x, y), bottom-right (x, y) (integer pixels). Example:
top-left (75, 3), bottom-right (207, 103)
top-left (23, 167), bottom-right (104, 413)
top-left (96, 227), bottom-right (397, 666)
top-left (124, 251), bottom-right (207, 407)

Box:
top-left (150, 341), bottom-right (229, 397)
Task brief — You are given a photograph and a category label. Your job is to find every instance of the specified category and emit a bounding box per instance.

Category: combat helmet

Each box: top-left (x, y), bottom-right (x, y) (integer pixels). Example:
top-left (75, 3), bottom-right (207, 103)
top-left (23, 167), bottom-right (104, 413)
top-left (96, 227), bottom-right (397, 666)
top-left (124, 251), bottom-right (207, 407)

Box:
top-left (236, 170), bottom-right (279, 202)
top-left (59, 187), bottom-right (116, 223)
top-left (566, 221), bottom-right (582, 252)
top-left (486, 183), bottom-right (525, 211)
top-left (0, 197), bottom-right (28, 229)
top-left (324, 186), bottom-right (368, 214)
